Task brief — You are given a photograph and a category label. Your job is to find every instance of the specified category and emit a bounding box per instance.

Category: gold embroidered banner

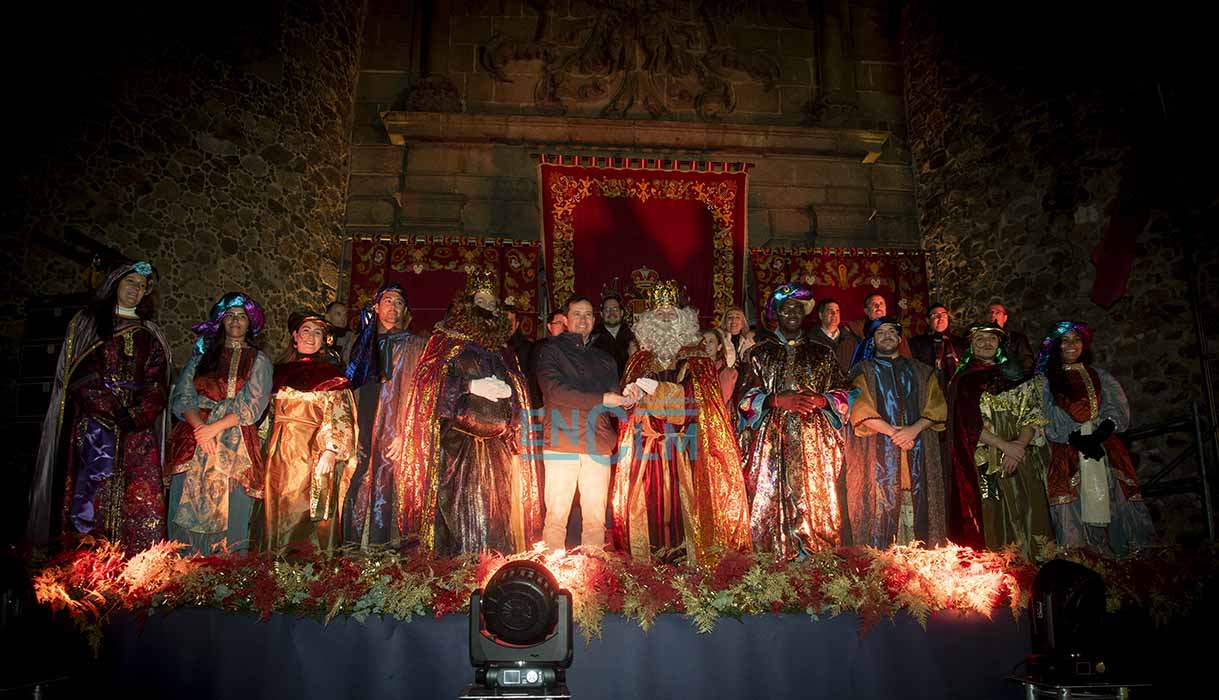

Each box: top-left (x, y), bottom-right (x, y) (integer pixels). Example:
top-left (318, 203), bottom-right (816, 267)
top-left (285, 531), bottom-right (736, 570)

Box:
top-left (539, 158), bottom-right (748, 323)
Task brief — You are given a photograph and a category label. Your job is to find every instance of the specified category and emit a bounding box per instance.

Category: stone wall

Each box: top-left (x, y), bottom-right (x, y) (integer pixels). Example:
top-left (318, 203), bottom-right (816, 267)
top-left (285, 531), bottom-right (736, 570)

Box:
top-left (6, 0), bottom-right (367, 363)
top-left (902, 1), bottom-right (1218, 540)
top-left (345, 0), bottom-right (917, 263)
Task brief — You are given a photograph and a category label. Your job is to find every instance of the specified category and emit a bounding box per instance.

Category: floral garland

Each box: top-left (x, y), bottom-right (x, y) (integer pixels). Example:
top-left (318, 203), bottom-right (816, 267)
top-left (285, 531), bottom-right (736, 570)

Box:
top-left (30, 539), bottom-right (1216, 655)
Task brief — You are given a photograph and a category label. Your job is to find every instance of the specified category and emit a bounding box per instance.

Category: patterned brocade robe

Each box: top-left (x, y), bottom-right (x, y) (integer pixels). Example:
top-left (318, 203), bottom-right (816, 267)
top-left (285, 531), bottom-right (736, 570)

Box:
top-left (1043, 367), bottom-right (1141, 505)
top-left (167, 347), bottom-right (272, 553)
top-left (1041, 366), bottom-right (1153, 553)
top-left (257, 357), bottom-right (357, 552)
top-left (611, 348), bottom-right (751, 564)
top-left (735, 331), bottom-right (853, 558)
top-left (975, 380), bottom-right (1055, 556)
top-left (33, 314), bottom-right (172, 554)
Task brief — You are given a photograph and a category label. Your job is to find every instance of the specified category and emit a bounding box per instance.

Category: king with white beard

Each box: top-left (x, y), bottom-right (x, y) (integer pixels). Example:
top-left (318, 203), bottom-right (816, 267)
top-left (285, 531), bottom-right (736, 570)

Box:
top-left (609, 282), bottom-right (751, 563)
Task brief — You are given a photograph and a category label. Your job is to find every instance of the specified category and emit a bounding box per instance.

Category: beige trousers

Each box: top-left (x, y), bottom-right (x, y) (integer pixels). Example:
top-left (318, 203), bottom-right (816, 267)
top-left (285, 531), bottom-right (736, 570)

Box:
top-left (542, 451), bottom-right (610, 549)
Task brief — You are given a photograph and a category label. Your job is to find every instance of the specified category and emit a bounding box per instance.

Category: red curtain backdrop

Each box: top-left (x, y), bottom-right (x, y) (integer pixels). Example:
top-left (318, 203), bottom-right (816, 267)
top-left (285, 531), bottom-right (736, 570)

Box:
top-left (749, 248), bottom-right (932, 336)
top-left (348, 237), bottom-right (541, 338)
top-left (539, 159), bottom-right (748, 324)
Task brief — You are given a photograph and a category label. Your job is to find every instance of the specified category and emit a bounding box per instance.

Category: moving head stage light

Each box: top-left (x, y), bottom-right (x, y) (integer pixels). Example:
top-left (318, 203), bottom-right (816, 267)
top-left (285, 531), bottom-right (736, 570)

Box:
top-left (467, 560), bottom-right (572, 697)
top-left (1027, 559), bottom-right (1109, 681)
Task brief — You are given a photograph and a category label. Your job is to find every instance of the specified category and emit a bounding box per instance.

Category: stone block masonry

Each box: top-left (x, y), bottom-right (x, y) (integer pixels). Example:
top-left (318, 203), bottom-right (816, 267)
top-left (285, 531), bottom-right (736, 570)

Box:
top-left (9, 0), bottom-right (368, 363)
top-left (902, 0), bottom-right (1218, 541)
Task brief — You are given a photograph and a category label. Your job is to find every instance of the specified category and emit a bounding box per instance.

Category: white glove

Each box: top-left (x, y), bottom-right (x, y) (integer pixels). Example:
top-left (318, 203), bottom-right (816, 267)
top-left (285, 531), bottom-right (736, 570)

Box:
top-left (633, 377), bottom-right (659, 395)
top-left (469, 377), bottom-right (512, 401)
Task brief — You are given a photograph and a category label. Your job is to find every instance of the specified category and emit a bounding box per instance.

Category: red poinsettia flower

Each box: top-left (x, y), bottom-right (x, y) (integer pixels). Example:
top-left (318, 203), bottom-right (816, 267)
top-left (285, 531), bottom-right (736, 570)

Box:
top-left (432, 587), bottom-right (467, 619)
top-left (709, 551), bottom-right (752, 590)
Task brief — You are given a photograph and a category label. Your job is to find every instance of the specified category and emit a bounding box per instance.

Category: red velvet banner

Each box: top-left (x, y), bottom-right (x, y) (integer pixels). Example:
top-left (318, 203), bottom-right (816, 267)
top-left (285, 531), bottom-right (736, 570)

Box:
top-left (539, 160), bottom-right (748, 324)
top-left (749, 248), bottom-right (932, 336)
top-left (348, 237), bottom-right (541, 338)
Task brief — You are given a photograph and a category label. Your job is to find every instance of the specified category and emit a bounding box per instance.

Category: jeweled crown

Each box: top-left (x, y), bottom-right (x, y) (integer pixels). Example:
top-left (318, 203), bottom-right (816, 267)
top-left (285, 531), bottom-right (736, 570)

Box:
top-left (464, 268), bottom-right (497, 297)
top-left (646, 280), bottom-right (681, 309)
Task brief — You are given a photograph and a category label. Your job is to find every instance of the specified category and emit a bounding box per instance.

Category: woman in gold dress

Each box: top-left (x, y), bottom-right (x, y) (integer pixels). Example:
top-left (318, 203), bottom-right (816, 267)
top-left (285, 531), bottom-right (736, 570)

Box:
top-left (256, 312), bottom-right (356, 552)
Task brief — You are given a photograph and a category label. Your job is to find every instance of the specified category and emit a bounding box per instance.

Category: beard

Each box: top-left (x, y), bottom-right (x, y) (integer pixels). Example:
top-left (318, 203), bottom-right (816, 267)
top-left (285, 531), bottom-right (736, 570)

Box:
top-left (633, 306), bottom-right (702, 366)
top-left (443, 299), bottom-right (511, 349)
top-left (875, 342), bottom-right (901, 357)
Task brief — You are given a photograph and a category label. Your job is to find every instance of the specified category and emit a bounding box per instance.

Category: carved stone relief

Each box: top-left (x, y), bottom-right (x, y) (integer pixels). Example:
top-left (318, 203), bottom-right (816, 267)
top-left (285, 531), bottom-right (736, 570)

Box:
top-left (478, 0), bottom-right (808, 120)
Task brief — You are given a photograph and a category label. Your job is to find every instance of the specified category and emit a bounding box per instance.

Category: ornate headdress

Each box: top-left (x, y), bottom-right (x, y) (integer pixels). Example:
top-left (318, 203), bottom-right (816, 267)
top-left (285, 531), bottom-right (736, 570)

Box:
top-left (953, 322), bottom-right (1014, 377)
top-left (375, 283), bottom-right (408, 307)
top-left (345, 282), bottom-right (409, 387)
top-left (967, 323), bottom-right (1006, 340)
top-left (764, 282), bottom-right (815, 322)
top-left (1036, 320), bottom-right (1093, 374)
top-left (464, 268), bottom-right (497, 298)
top-left (630, 266), bottom-right (660, 295)
top-left (287, 311), bottom-right (331, 357)
top-left (288, 311), bottom-right (328, 335)
top-left (96, 260), bottom-right (158, 301)
top-left (852, 315), bottom-right (903, 365)
top-left (190, 292), bottom-right (265, 354)
top-left (646, 280), bottom-right (682, 310)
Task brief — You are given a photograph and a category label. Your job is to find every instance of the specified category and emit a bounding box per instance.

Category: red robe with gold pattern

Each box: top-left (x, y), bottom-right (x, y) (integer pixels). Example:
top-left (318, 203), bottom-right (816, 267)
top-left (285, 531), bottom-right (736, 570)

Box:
top-left (612, 348), bottom-right (751, 563)
top-left (1044, 366), bottom-right (1143, 505)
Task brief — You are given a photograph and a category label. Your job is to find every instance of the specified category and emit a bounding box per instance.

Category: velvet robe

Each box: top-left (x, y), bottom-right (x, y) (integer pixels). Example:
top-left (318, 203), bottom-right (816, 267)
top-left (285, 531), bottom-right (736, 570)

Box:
top-left (32, 314), bottom-right (171, 554)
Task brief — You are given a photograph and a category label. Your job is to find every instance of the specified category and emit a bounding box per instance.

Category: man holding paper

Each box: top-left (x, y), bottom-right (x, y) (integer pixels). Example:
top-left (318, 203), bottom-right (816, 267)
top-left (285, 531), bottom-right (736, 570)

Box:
top-left (610, 281), bottom-right (751, 563)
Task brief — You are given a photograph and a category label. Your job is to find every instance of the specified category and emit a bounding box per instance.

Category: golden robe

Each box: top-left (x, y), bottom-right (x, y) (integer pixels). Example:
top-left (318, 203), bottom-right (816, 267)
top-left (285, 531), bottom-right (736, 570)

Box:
top-left (257, 357), bottom-right (356, 552)
top-left (611, 349), bottom-right (751, 564)
top-left (975, 378), bottom-right (1054, 557)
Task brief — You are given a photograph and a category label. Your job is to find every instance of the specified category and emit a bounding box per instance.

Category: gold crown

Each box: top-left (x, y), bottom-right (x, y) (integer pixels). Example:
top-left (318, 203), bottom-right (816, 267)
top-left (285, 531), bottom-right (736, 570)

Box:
top-left (464, 268), bottom-right (497, 297)
top-left (646, 280), bottom-right (681, 310)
